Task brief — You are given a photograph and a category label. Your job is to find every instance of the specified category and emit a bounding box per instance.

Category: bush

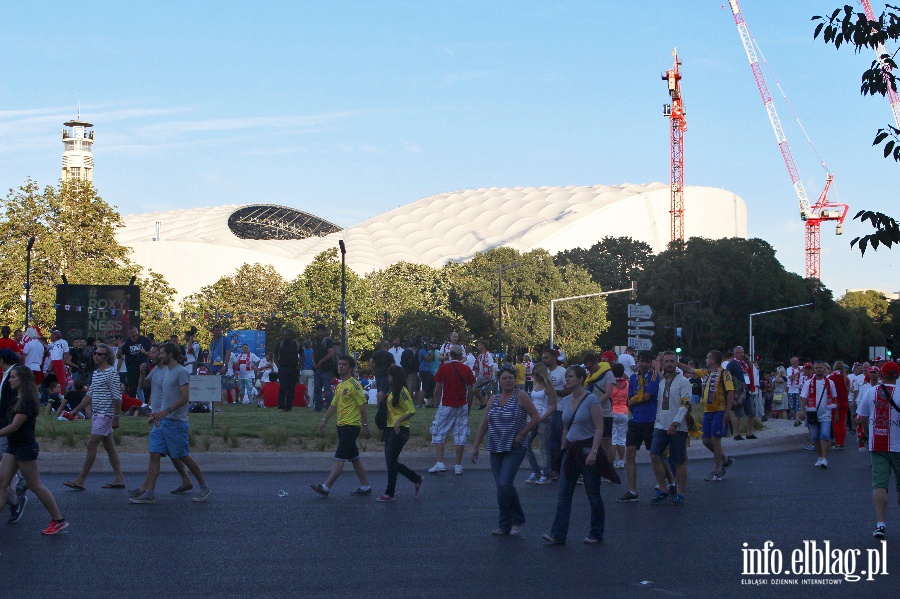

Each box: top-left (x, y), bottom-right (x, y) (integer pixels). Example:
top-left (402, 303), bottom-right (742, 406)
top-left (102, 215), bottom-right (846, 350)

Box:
top-left (62, 429), bottom-right (77, 448)
top-left (230, 436), bottom-right (240, 448)
top-left (261, 426), bottom-right (290, 448)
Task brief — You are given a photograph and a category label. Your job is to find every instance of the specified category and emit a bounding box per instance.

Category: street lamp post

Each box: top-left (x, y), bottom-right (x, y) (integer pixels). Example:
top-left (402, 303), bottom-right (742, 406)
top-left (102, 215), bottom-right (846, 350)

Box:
top-left (673, 300), bottom-right (700, 352)
top-left (549, 285), bottom-right (636, 348)
top-left (749, 303), bottom-right (813, 360)
top-left (338, 240), bottom-right (348, 354)
top-left (24, 236), bottom-right (35, 329)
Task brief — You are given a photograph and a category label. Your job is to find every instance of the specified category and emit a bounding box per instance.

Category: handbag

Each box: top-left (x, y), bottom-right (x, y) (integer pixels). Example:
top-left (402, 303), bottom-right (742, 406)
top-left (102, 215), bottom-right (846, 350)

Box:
top-left (806, 382), bottom-right (828, 425)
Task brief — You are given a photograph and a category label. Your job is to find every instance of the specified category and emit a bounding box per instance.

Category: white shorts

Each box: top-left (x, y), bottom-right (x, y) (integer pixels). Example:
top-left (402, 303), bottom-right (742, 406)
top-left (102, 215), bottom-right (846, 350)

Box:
top-left (430, 405), bottom-right (470, 446)
top-left (612, 413), bottom-right (628, 446)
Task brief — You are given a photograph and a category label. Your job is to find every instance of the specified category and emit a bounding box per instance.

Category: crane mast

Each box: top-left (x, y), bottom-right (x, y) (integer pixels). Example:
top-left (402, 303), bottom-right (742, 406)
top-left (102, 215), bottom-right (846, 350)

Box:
top-left (728, 0), bottom-right (849, 280)
top-left (860, 0), bottom-right (900, 127)
top-left (662, 49), bottom-right (687, 242)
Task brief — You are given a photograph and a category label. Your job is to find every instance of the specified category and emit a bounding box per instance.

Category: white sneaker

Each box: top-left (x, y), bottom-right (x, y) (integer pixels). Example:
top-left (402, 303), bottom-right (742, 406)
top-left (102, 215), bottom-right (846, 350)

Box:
top-left (814, 457), bottom-right (823, 467)
top-left (428, 462), bottom-right (446, 474)
top-left (819, 459), bottom-right (828, 469)
top-left (455, 465), bottom-right (464, 475)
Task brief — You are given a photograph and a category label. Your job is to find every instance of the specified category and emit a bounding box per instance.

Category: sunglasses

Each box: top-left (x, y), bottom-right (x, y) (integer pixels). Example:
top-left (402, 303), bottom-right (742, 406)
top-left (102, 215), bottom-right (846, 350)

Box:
top-left (95, 352), bottom-right (108, 357)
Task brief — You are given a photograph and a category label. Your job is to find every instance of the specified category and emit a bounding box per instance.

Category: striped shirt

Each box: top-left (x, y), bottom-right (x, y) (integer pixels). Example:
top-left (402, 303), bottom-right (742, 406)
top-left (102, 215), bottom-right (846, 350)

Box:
top-left (486, 392), bottom-right (528, 453)
top-left (89, 365), bottom-right (120, 416)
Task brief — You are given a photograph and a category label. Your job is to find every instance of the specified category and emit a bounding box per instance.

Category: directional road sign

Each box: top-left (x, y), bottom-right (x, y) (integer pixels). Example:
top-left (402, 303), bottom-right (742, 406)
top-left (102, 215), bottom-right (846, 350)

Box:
top-left (628, 320), bottom-right (655, 328)
top-left (628, 329), bottom-right (655, 337)
top-left (628, 337), bottom-right (653, 351)
top-left (628, 304), bottom-right (654, 319)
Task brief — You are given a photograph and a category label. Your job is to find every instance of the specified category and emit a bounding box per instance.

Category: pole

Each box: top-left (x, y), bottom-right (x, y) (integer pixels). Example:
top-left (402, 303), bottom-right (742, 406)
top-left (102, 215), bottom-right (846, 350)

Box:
top-left (549, 285), bottom-right (635, 348)
top-left (24, 237), bottom-right (35, 330)
top-left (748, 303), bottom-right (813, 360)
top-left (339, 240), bottom-right (347, 354)
top-left (498, 269), bottom-right (502, 357)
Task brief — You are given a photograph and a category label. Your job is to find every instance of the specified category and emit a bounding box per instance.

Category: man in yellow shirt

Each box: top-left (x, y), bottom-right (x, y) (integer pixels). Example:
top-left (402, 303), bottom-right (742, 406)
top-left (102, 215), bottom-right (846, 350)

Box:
top-left (678, 350), bottom-right (735, 482)
top-left (311, 355), bottom-right (372, 497)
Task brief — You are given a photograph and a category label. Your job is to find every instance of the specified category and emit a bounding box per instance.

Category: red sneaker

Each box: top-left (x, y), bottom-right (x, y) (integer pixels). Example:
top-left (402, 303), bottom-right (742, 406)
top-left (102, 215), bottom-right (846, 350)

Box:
top-left (42, 519), bottom-right (69, 535)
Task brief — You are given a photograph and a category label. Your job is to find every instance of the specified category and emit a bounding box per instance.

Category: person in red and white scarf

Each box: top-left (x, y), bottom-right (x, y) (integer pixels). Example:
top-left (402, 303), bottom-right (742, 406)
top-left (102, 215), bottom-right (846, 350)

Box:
top-left (523, 353), bottom-right (534, 393)
top-left (231, 344), bottom-right (260, 404)
top-left (438, 332), bottom-right (467, 365)
top-left (801, 361), bottom-right (837, 469)
top-left (472, 340), bottom-right (495, 410)
top-left (856, 361), bottom-right (900, 538)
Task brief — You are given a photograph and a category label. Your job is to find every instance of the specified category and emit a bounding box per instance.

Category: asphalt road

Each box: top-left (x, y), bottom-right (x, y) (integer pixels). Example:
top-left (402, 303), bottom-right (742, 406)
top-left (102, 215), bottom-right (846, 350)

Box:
top-left (0, 447), bottom-right (897, 598)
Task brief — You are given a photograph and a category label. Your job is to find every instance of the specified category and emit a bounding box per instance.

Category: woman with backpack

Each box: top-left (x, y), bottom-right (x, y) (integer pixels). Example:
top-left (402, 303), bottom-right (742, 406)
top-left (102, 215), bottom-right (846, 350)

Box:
top-left (377, 365), bottom-right (422, 502)
top-left (523, 363), bottom-right (557, 484)
top-left (0, 366), bottom-right (68, 534)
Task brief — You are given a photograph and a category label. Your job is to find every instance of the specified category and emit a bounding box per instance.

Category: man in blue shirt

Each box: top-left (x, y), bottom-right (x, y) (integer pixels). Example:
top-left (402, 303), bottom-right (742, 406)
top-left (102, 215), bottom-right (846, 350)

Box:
top-left (418, 340), bottom-right (436, 407)
top-left (300, 339), bottom-right (315, 406)
top-left (208, 325), bottom-right (232, 410)
top-left (618, 350), bottom-right (660, 503)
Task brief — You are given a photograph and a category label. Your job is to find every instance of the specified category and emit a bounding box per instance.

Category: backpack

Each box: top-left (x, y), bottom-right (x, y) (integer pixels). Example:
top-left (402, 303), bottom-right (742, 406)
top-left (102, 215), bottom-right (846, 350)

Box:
top-left (400, 348), bottom-right (417, 374)
top-left (277, 339), bottom-right (301, 369)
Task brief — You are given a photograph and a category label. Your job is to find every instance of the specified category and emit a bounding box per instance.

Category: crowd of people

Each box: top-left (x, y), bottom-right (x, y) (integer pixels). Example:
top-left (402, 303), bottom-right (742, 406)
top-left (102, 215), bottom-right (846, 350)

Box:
top-left (0, 321), bottom-right (897, 542)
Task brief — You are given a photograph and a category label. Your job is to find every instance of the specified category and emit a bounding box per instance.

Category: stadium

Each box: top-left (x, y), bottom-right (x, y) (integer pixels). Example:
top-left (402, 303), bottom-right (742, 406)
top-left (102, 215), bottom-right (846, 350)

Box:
top-left (117, 183), bottom-right (747, 299)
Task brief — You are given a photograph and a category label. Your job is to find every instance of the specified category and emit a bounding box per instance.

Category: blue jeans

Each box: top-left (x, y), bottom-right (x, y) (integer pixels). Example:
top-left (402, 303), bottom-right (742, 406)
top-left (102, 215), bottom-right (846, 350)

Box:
top-left (313, 369), bottom-right (333, 411)
top-left (547, 410), bottom-right (563, 475)
top-left (489, 445), bottom-right (527, 532)
top-left (550, 448), bottom-right (605, 542)
top-left (525, 419), bottom-right (551, 476)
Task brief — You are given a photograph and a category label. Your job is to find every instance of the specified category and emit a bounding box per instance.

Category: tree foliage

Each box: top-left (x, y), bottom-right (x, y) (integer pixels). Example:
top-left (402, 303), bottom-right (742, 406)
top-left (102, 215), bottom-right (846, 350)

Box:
top-left (813, 5), bottom-right (900, 254)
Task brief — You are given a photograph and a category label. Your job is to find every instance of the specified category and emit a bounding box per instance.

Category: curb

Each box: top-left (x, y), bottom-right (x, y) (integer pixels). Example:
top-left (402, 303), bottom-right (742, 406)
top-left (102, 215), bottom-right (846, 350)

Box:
top-left (36, 430), bottom-right (810, 474)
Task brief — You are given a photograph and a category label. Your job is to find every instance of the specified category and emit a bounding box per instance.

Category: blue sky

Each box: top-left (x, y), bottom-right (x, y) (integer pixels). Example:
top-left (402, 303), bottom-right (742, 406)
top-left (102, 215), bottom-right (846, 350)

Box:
top-left (1, 1), bottom-right (896, 296)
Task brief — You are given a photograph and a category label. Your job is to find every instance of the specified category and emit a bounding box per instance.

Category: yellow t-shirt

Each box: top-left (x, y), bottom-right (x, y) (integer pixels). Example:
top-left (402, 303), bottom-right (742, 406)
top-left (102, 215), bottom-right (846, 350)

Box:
top-left (334, 378), bottom-right (367, 426)
top-left (386, 387), bottom-right (416, 428)
top-left (514, 364), bottom-right (526, 385)
top-left (694, 367), bottom-right (735, 412)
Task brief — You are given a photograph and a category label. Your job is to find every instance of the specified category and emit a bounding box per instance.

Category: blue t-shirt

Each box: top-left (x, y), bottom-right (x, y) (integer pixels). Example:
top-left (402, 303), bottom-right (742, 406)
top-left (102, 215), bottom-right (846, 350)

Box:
top-left (418, 348), bottom-right (432, 373)
top-left (302, 348), bottom-right (314, 370)
top-left (209, 336), bottom-right (232, 373)
top-left (628, 370), bottom-right (660, 424)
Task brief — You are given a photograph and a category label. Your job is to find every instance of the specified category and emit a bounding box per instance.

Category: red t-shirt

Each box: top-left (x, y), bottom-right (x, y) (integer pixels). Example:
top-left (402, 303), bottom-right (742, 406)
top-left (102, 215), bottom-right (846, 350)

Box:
top-left (434, 361), bottom-right (475, 408)
top-left (0, 338), bottom-right (17, 352)
top-left (293, 383), bottom-right (308, 407)
top-left (121, 393), bottom-right (142, 411)
top-left (262, 382), bottom-right (280, 408)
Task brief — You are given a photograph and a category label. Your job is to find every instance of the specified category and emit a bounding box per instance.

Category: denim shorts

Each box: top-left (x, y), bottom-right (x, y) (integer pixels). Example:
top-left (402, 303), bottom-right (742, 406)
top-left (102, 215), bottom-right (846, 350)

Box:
top-left (149, 419), bottom-right (190, 458)
top-left (702, 411), bottom-right (726, 439)
top-left (808, 420), bottom-right (832, 443)
top-left (221, 375), bottom-right (234, 391)
top-left (650, 428), bottom-right (688, 465)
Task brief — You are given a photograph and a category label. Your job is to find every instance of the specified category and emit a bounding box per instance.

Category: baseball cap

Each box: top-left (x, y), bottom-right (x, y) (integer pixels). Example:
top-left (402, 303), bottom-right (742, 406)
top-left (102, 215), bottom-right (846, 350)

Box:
top-left (0, 348), bottom-right (18, 364)
top-left (803, 362), bottom-right (813, 368)
top-left (881, 361), bottom-right (900, 376)
top-left (869, 366), bottom-right (880, 373)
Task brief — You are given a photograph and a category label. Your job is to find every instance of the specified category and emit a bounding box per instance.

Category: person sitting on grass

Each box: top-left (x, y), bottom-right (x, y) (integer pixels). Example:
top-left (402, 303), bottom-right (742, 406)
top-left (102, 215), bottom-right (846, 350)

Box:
top-left (260, 372), bottom-right (280, 408)
top-left (120, 384), bottom-right (145, 416)
top-left (43, 381), bottom-right (64, 416)
top-left (53, 380), bottom-right (87, 419)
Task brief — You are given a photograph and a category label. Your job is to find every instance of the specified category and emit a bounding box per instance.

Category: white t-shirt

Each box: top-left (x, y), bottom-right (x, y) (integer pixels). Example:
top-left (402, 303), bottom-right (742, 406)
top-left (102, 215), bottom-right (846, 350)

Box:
top-left (47, 339), bottom-right (69, 361)
top-left (257, 358), bottom-right (277, 383)
top-left (232, 351), bottom-right (260, 379)
top-left (549, 365), bottom-right (567, 411)
top-left (801, 377), bottom-right (837, 421)
top-left (617, 353), bottom-right (637, 374)
top-left (23, 339), bottom-right (45, 371)
top-left (847, 373), bottom-right (865, 399)
top-left (464, 353), bottom-right (476, 370)
top-left (389, 346), bottom-right (404, 365)
top-left (786, 366), bottom-right (803, 393)
top-left (857, 384), bottom-right (900, 452)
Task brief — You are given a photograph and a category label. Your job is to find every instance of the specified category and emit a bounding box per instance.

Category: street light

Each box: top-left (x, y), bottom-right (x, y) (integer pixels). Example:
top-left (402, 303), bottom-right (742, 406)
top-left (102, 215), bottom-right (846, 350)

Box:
top-left (338, 240), bottom-right (348, 354)
top-left (497, 262), bottom-right (525, 358)
top-left (24, 236), bottom-right (35, 329)
top-left (673, 300), bottom-right (700, 353)
top-left (749, 303), bottom-right (813, 360)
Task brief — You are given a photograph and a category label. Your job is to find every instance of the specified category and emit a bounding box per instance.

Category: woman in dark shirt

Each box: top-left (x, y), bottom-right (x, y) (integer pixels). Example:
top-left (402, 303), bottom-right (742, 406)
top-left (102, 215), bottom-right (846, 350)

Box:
top-left (0, 366), bottom-right (68, 534)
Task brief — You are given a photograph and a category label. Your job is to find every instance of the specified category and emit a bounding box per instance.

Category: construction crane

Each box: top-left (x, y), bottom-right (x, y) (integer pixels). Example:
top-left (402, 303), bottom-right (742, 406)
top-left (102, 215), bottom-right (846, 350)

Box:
top-left (727, 0), bottom-right (849, 280)
top-left (860, 0), bottom-right (900, 127)
top-left (662, 49), bottom-right (687, 242)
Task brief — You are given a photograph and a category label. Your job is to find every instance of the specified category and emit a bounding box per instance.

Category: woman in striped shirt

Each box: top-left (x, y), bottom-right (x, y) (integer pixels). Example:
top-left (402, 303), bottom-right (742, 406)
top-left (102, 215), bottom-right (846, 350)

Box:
top-left (471, 366), bottom-right (540, 536)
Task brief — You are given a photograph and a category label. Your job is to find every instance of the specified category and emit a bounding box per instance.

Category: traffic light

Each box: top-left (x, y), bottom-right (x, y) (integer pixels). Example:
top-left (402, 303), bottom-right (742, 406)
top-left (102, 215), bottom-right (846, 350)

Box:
top-left (887, 334), bottom-right (895, 358)
top-left (675, 327), bottom-right (683, 354)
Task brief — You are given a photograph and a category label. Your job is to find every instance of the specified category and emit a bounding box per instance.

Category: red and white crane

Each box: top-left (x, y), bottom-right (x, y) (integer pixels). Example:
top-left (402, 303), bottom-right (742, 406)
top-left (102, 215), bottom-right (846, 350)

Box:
top-left (728, 0), bottom-right (849, 280)
top-left (860, 0), bottom-right (900, 127)
top-left (662, 49), bottom-right (687, 242)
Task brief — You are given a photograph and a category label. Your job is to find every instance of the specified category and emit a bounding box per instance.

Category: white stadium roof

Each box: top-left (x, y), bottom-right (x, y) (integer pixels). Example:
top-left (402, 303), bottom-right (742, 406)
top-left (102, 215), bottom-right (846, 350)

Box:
top-left (118, 183), bottom-right (746, 299)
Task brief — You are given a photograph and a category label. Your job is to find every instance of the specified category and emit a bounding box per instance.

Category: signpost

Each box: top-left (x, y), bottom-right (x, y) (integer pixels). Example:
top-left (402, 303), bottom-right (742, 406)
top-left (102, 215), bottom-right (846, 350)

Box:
top-left (190, 375), bottom-right (221, 428)
top-left (627, 304), bottom-right (655, 351)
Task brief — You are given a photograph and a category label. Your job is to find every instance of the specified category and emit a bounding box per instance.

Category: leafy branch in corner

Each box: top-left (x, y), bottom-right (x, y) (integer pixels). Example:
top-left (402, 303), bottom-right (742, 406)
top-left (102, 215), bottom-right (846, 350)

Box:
top-left (850, 210), bottom-right (900, 255)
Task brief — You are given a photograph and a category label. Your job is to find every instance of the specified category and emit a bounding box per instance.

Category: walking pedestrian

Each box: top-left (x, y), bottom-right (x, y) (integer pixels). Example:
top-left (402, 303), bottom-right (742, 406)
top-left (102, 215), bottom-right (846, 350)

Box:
top-left (649, 352), bottom-right (692, 506)
top-left (471, 366), bottom-right (540, 536)
top-left (0, 349), bottom-right (27, 524)
top-left (311, 355), bottom-right (372, 497)
top-left (610, 362), bottom-right (629, 469)
top-left (0, 366), bottom-right (68, 534)
top-left (618, 351), bottom-right (659, 502)
top-left (427, 345), bottom-right (475, 475)
top-left (801, 360), bottom-right (837, 469)
top-left (829, 361), bottom-right (850, 449)
top-left (63, 343), bottom-right (126, 491)
top-left (679, 351), bottom-right (735, 481)
top-left (543, 365), bottom-right (607, 545)
top-left (276, 329), bottom-right (301, 412)
top-left (129, 343), bottom-right (210, 504)
top-left (377, 365), bottom-right (422, 502)
top-left (523, 363), bottom-right (557, 484)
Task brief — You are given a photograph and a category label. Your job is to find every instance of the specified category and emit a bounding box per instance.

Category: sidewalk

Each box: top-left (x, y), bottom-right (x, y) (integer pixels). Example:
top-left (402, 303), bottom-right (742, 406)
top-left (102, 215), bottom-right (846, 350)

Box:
top-left (37, 417), bottom-right (811, 474)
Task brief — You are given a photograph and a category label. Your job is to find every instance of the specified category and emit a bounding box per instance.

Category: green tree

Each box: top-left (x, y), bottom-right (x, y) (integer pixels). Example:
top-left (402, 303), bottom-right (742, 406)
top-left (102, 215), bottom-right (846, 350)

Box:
top-left (839, 289), bottom-right (892, 323)
top-left (813, 5), bottom-right (900, 253)
top-left (0, 179), bottom-right (175, 332)
top-left (555, 236), bottom-right (653, 345)
top-left (283, 249), bottom-right (379, 353)
top-left (449, 247), bottom-right (607, 356)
